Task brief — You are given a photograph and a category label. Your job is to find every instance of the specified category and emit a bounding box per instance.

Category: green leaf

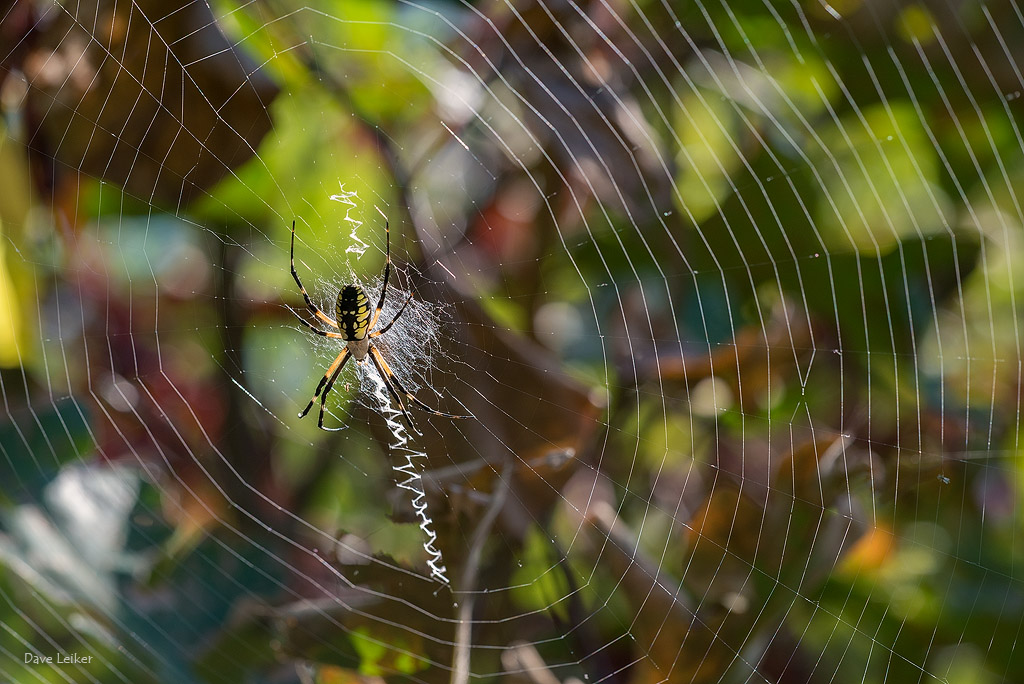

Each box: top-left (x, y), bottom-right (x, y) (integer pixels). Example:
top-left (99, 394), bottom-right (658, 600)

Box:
top-left (0, 398), bottom-right (92, 504)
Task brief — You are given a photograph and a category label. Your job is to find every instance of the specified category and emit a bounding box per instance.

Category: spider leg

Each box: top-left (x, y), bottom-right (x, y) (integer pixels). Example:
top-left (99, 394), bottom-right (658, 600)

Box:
top-left (367, 210), bottom-right (391, 332)
top-left (288, 306), bottom-right (347, 339)
top-left (317, 358), bottom-right (351, 432)
top-left (291, 220), bottom-right (340, 329)
top-left (369, 345), bottom-right (472, 419)
top-left (369, 293), bottom-right (413, 338)
top-left (299, 348), bottom-right (350, 418)
top-left (369, 345), bottom-right (420, 435)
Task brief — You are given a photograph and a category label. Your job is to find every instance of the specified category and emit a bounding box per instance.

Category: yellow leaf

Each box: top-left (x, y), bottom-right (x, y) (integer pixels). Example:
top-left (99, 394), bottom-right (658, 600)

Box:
top-left (0, 237), bottom-right (23, 368)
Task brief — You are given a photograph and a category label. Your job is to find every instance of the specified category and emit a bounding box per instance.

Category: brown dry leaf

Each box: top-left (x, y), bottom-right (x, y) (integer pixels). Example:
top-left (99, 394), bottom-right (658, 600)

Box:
top-left (642, 300), bottom-right (812, 411)
top-left (16, 0), bottom-right (277, 206)
top-left (682, 483), bottom-right (762, 605)
top-left (620, 435), bottom-right (873, 683)
top-left (379, 274), bottom-right (605, 553)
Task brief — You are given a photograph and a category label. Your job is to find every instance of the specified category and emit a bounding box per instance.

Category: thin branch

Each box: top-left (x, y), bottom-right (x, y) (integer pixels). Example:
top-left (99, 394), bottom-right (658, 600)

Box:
top-left (501, 642), bottom-right (565, 684)
top-left (451, 463), bottom-right (512, 684)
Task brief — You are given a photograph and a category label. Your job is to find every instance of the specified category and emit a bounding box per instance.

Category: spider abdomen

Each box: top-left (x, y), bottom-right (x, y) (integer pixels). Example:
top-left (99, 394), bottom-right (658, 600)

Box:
top-left (336, 285), bottom-right (371, 341)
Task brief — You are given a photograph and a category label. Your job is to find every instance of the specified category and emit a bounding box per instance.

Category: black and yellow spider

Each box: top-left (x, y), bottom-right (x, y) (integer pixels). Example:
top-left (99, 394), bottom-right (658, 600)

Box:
top-left (289, 218), bottom-right (469, 433)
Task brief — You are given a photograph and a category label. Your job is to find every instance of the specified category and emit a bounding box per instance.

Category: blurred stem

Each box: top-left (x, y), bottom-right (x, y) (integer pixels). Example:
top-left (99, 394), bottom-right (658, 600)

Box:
top-left (452, 462), bottom-right (511, 684)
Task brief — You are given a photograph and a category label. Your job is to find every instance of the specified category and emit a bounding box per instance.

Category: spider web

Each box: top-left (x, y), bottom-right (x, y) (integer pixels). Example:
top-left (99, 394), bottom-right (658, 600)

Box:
top-left (1, 0), bottom-right (1022, 682)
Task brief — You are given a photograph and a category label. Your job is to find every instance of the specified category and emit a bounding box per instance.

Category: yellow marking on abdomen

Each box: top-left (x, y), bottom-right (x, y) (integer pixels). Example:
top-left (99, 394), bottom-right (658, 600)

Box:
top-left (337, 285), bottom-right (373, 341)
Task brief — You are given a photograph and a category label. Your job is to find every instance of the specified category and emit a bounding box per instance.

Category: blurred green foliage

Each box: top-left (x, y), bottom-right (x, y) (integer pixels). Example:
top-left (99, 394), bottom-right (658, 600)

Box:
top-left (2, 0), bottom-right (1024, 683)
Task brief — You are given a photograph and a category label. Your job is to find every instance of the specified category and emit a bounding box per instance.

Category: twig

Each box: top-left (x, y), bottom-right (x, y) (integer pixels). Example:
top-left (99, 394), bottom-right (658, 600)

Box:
top-left (451, 463), bottom-right (511, 684)
top-left (501, 642), bottom-right (563, 684)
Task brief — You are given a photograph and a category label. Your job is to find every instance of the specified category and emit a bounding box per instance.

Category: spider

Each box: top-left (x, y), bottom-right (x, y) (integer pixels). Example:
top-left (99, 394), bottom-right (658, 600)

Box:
top-left (289, 218), bottom-right (470, 433)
